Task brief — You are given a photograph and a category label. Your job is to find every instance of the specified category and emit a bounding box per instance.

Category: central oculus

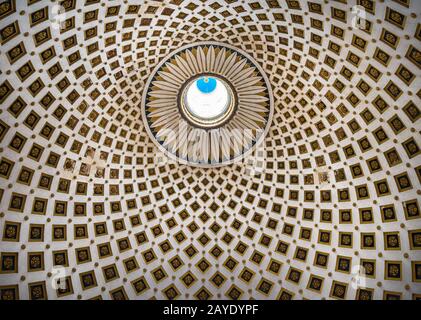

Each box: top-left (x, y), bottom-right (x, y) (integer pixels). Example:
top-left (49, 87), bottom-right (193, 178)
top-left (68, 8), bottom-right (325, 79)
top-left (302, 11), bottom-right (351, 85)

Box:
top-left (196, 77), bottom-right (217, 93)
top-left (180, 75), bottom-right (236, 128)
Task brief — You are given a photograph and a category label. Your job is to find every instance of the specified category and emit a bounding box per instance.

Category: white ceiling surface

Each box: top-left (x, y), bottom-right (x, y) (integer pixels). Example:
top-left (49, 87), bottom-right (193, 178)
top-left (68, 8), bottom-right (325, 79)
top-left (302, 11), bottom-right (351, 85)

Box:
top-left (0, 0), bottom-right (420, 300)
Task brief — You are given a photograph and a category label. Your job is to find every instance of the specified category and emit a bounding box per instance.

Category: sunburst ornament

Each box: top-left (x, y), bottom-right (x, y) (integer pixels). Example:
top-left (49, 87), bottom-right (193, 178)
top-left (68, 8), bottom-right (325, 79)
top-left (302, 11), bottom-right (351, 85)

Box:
top-left (141, 42), bottom-right (274, 167)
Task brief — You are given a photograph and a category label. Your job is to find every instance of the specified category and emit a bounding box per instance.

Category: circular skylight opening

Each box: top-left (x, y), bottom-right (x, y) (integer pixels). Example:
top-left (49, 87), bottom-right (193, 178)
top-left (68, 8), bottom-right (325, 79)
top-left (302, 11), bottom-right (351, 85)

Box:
top-left (185, 76), bottom-right (230, 121)
top-left (196, 77), bottom-right (217, 93)
top-left (177, 75), bottom-right (237, 129)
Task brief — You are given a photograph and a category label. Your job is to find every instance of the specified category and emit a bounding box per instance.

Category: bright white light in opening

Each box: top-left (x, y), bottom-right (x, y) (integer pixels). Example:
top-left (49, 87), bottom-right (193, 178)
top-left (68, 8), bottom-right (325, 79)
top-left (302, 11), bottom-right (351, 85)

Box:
top-left (185, 77), bottom-right (230, 120)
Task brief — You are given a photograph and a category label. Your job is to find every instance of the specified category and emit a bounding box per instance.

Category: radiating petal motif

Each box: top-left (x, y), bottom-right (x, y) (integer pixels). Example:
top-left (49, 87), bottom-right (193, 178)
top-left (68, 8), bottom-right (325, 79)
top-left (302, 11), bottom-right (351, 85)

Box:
top-left (174, 55), bottom-right (195, 78)
top-left (142, 42), bottom-right (273, 167)
top-left (213, 48), bottom-right (226, 74)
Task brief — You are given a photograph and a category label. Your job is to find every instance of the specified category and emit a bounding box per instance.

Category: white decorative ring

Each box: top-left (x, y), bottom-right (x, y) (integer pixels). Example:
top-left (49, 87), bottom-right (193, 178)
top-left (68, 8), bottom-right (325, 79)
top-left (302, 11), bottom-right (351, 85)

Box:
top-left (141, 41), bottom-right (274, 167)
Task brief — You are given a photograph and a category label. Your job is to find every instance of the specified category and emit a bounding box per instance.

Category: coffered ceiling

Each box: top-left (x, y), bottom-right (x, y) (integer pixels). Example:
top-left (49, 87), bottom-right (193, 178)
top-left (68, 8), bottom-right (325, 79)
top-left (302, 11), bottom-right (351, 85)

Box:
top-left (0, 0), bottom-right (420, 300)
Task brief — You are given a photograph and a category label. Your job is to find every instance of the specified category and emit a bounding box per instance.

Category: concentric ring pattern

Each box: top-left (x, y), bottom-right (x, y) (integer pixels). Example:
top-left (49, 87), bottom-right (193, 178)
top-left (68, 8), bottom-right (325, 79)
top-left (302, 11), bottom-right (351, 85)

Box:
top-left (142, 42), bottom-right (273, 167)
top-left (0, 0), bottom-right (420, 300)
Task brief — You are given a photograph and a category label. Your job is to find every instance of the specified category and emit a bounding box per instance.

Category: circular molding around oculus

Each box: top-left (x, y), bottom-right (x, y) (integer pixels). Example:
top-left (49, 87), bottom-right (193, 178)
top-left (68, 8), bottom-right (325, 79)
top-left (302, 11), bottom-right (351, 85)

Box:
top-left (181, 74), bottom-right (236, 128)
top-left (141, 41), bottom-right (274, 167)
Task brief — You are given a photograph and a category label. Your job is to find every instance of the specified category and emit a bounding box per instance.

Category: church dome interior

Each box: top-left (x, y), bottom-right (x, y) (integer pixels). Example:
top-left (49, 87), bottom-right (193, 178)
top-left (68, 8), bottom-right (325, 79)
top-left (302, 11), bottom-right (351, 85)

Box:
top-left (0, 0), bottom-right (420, 300)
